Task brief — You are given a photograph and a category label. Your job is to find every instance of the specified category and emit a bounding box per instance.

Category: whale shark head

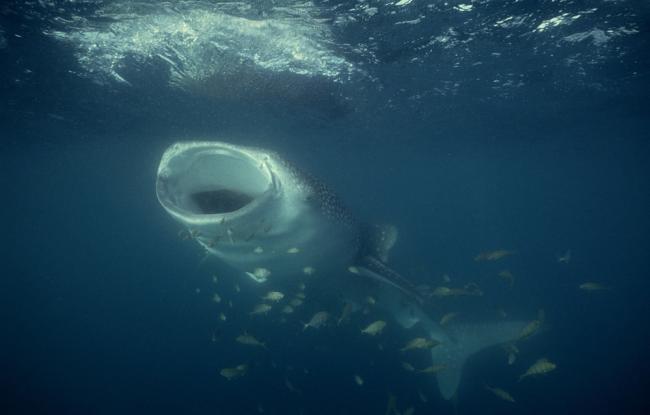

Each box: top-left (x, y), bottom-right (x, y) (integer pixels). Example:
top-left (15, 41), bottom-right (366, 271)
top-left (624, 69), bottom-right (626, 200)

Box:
top-left (156, 141), bottom-right (279, 226)
top-left (156, 141), bottom-right (359, 278)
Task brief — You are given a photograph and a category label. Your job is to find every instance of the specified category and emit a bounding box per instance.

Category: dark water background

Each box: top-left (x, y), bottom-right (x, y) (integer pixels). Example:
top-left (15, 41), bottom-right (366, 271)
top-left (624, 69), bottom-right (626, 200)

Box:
top-left (2, 1), bottom-right (650, 414)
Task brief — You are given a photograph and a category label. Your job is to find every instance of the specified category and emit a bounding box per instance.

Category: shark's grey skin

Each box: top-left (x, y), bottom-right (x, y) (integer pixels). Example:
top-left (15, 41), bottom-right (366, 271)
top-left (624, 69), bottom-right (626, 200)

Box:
top-left (156, 141), bottom-right (525, 400)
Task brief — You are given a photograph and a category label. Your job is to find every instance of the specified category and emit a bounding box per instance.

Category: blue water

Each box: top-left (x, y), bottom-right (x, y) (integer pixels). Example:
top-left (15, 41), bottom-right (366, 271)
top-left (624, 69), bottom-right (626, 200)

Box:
top-left (2, 1), bottom-right (649, 414)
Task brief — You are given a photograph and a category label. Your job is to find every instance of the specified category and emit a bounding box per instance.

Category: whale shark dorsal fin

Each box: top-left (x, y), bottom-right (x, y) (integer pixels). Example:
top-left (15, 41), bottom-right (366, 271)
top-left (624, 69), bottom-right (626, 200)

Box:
top-left (361, 224), bottom-right (398, 263)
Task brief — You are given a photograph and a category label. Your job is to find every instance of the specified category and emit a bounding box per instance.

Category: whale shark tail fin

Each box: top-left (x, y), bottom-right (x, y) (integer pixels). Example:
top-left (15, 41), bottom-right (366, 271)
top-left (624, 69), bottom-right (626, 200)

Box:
top-left (431, 321), bottom-right (527, 400)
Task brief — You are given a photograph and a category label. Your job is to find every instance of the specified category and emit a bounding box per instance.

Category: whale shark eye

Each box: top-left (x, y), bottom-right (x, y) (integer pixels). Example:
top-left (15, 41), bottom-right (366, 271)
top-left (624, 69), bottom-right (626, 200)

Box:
top-left (190, 189), bottom-right (254, 214)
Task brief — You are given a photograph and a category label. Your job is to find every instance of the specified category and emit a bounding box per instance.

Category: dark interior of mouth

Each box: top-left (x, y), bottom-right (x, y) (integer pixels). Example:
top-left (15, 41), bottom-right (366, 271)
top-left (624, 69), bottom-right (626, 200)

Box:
top-left (190, 189), bottom-right (254, 214)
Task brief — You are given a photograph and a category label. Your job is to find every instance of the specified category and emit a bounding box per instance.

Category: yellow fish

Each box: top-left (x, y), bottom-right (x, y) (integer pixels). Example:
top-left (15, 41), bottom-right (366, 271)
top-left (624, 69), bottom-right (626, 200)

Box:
top-left (579, 282), bottom-right (610, 291)
top-left (485, 385), bottom-right (515, 402)
top-left (401, 362), bottom-right (416, 372)
top-left (431, 285), bottom-right (482, 297)
top-left (503, 343), bottom-right (519, 365)
top-left (401, 337), bottom-right (440, 352)
top-left (337, 302), bottom-right (354, 325)
top-left (220, 364), bottom-right (247, 380)
top-left (361, 320), bottom-right (386, 336)
top-left (497, 270), bottom-right (515, 287)
top-left (236, 333), bottom-right (267, 349)
top-left (261, 291), bottom-right (284, 302)
top-left (518, 309), bottom-right (545, 340)
top-left (474, 250), bottom-right (516, 261)
top-left (439, 312), bottom-right (459, 326)
top-left (250, 303), bottom-right (272, 315)
top-left (419, 364), bottom-right (446, 374)
top-left (519, 358), bottom-right (556, 381)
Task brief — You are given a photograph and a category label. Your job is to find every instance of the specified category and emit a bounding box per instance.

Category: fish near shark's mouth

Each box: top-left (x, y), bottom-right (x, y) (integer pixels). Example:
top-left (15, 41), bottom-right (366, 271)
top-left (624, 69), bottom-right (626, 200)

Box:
top-left (156, 142), bottom-right (274, 223)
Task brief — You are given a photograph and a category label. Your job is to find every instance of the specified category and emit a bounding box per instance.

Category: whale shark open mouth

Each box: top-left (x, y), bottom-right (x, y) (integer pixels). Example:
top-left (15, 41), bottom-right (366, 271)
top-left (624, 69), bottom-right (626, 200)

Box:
top-left (156, 142), bottom-right (272, 221)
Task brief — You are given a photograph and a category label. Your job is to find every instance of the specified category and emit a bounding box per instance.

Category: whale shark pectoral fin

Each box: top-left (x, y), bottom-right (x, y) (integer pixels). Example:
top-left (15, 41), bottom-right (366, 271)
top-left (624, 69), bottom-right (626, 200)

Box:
top-left (431, 321), bottom-right (528, 400)
top-left (356, 256), bottom-right (422, 304)
top-left (361, 224), bottom-right (398, 263)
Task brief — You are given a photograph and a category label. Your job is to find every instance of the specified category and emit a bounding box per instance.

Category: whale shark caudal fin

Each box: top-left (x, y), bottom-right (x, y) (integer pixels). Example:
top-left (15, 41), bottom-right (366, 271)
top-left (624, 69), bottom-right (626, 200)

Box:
top-left (431, 321), bottom-right (528, 400)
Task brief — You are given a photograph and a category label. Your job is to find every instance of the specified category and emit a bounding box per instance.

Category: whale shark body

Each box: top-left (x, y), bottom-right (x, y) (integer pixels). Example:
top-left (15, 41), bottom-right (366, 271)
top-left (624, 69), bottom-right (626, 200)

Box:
top-left (156, 141), bottom-right (526, 400)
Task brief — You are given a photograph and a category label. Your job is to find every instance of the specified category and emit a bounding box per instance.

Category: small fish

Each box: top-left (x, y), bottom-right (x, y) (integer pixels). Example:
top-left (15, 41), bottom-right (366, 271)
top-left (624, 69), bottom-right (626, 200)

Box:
top-left (401, 361), bottom-right (415, 372)
top-left (579, 282), bottom-right (610, 291)
top-left (401, 337), bottom-right (440, 352)
top-left (442, 273), bottom-right (451, 283)
top-left (236, 333), bottom-right (267, 349)
top-left (361, 320), bottom-right (386, 336)
top-left (219, 312), bottom-right (227, 321)
top-left (212, 274), bottom-right (218, 284)
top-left (557, 249), bottom-right (571, 263)
top-left (287, 247), bottom-right (300, 254)
top-left (431, 285), bottom-right (482, 297)
top-left (431, 286), bottom-right (453, 297)
top-left (417, 389), bottom-right (428, 403)
top-left (503, 343), bottom-right (519, 365)
top-left (284, 377), bottom-right (300, 394)
top-left (497, 270), bottom-right (515, 287)
top-left (403, 407), bottom-right (414, 415)
top-left (303, 311), bottom-right (329, 330)
top-left (347, 266), bottom-right (359, 274)
top-left (302, 266), bottom-right (316, 275)
top-left (518, 309), bottom-right (545, 340)
top-left (419, 364), bottom-right (446, 374)
top-left (485, 385), bottom-right (515, 403)
top-left (297, 282), bottom-right (306, 291)
top-left (519, 358), bottom-right (557, 381)
top-left (295, 292), bottom-right (306, 300)
top-left (262, 291), bottom-right (285, 302)
top-left (212, 293), bottom-right (222, 303)
top-left (281, 305), bottom-right (294, 314)
top-left (290, 298), bottom-right (303, 307)
top-left (234, 283), bottom-right (241, 293)
top-left (354, 374), bottom-right (364, 386)
top-left (246, 268), bottom-right (271, 283)
top-left (250, 303), bottom-right (272, 315)
top-left (337, 302), bottom-right (354, 325)
top-left (439, 312), bottom-right (458, 326)
top-left (474, 249), bottom-right (516, 261)
top-left (253, 246), bottom-right (264, 254)
top-left (365, 296), bottom-right (376, 305)
top-left (508, 352), bottom-right (517, 365)
top-left (220, 364), bottom-right (247, 380)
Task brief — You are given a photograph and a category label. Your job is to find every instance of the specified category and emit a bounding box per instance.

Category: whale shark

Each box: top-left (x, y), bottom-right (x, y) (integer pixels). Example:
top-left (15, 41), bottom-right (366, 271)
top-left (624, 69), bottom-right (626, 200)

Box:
top-left (155, 141), bottom-right (526, 400)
